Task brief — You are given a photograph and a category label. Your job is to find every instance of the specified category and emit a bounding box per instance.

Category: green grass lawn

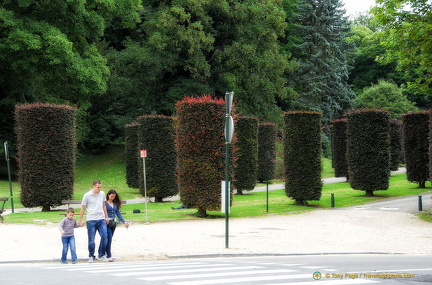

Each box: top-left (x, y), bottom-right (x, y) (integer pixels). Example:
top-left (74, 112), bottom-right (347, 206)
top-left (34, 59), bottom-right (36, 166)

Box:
top-left (0, 145), bottom-right (429, 225)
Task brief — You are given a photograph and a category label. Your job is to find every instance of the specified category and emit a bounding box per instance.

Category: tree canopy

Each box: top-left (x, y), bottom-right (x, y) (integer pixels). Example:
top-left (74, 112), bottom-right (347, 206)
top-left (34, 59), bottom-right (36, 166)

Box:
top-left (289, 0), bottom-right (355, 124)
top-left (0, 0), bottom-right (141, 153)
top-left (373, 0), bottom-right (432, 99)
top-left (354, 80), bottom-right (418, 118)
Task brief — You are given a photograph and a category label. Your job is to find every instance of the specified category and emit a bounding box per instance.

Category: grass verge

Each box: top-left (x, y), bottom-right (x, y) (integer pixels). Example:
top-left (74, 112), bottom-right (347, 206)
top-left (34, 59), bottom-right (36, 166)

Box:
top-left (1, 172), bottom-right (428, 225)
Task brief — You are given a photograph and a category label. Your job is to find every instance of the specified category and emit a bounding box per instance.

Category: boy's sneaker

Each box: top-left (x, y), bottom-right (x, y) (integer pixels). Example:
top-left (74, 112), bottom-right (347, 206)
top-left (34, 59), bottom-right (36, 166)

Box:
top-left (88, 256), bottom-right (95, 263)
top-left (61, 261), bottom-right (67, 264)
top-left (72, 260), bottom-right (77, 264)
top-left (97, 255), bottom-right (109, 262)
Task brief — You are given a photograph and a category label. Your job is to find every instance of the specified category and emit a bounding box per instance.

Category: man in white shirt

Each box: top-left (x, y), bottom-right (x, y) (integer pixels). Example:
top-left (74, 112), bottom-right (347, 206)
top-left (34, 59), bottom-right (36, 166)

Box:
top-left (80, 180), bottom-right (109, 262)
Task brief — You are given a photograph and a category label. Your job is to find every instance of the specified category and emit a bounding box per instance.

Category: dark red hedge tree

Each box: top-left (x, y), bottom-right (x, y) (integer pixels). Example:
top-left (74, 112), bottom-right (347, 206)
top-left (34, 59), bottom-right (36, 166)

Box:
top-left (283, 111), bottom-right (322, 205)
top-left (15, 103), bottom-right (76, 211)
top-left (233, 116), bottom-right (259, 194)
top-left (137, 115), bottom-right (178, 201)
top-left (175, 96), bottom-right (228, 217)
top-left (125, 122), bottom-right (140, 189)
top-left (257, 122), bottom-right (277, 182)
top-left (346, 108), bottom-right (390, 196)
top-left (403, 112), bottom-right (429, 188)
top-left (331, 118), bottom-right (348, 178)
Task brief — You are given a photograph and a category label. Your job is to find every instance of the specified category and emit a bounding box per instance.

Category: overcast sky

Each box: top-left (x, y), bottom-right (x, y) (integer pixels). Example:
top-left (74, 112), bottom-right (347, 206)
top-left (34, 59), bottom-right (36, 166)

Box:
top-left (342, 0), bottom-right (377, 16)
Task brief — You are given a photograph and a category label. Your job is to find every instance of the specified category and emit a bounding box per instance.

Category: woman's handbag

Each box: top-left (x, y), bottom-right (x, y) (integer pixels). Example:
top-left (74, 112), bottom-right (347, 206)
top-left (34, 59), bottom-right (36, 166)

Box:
top-left (107, 219), bottom-right (116, 228)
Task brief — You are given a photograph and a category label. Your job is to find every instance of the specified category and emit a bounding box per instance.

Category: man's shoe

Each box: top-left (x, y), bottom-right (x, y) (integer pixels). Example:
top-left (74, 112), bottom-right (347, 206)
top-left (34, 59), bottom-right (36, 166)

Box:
top-left (72, 260), bottom-right (77, 264)
top-left (88, 256), bottom-right (94, 263)
top-left (97, 255), bottom-right (109, 262)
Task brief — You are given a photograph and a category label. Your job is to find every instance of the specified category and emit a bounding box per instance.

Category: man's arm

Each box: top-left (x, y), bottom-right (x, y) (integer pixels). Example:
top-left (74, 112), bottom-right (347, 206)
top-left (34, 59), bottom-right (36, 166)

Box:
top-left (103, 201), bottom-right (108, 224)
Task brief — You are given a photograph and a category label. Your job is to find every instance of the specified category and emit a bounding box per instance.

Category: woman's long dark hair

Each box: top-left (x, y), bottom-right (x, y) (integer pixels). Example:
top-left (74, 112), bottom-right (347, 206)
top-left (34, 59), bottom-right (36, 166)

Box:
top-left (106, 189), bottom-right (122, 209)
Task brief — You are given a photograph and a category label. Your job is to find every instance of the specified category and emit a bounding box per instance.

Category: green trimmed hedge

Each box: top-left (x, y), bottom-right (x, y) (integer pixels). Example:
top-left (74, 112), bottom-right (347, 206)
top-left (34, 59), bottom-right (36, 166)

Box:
top-left (283, 111), bottom-right (322, 205)
top-left (331, 118), bottom-right (348, 178)
top-left (257, 122), bottom-right (276, 182)
top-left (15, 103), bottom-right (76, 211)
top-left (402, 112), bottom-right (429, 188)
top-left (124, 122), bottom-right (139, 189)
top-left (233, 116), bottom-right (258, 194)
top-left (175, 96), bottom-right (227, 216)
top-left (389, 119), bottom-right (402, 171)
top-left (137, 115), bottom-right (178, 202)
top-left (346, 109), bottom-right (390, 196)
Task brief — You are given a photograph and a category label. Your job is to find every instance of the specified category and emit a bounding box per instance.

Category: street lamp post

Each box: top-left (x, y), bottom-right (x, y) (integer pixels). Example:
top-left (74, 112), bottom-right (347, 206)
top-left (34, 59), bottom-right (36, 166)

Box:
top-left (224, 91), bottom-right (234, 249)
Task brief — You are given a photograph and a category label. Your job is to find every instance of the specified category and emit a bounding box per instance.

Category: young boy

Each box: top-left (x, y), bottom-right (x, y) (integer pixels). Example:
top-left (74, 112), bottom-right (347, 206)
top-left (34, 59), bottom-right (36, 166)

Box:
top-left (59, 207), bottom-right (81, 264)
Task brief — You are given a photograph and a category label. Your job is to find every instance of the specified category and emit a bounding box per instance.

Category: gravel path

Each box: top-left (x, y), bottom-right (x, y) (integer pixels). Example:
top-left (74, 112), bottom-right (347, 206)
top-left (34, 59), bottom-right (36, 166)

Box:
top-left (1, 207), bottom-right (431, 263)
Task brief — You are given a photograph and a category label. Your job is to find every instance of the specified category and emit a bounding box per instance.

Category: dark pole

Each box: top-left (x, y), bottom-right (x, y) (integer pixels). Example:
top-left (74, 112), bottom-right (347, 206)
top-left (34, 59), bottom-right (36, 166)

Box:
top-left (418, 195), bottom-right (423, 212)
top-left (266, 150), bottom-right (270, 212)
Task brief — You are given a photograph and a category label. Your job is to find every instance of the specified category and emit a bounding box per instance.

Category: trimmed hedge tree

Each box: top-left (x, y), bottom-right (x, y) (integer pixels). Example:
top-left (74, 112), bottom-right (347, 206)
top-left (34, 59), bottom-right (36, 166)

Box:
top-left (233, 116), bottom-right (259, 195)
top-left (346, 109), bottom-right (390, 196)
top-left (125, 122), bottom-right (140, 189)
top-left (175, 96), bottom-right (227, 217)
top-left (283, 111), bottom-right (322, 205)
top-left (137, 115), bottom-right (178, 202)
top-left (389, 119), bottom-right (402, 171)
top-left (429, 108), bottom-right (432, 182)
top-left (257, 122), bottom-right (277, 183)
top-left (15, 103), bottom-right (76, 211)
top-left (331, 118), bottom-right (348, 178)
top-left (402, 112), bottom-right (429, 188)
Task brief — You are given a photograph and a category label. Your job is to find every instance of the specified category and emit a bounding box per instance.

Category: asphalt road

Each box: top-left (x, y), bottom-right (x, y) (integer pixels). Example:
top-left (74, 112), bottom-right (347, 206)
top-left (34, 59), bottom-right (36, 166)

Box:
top-left (344, 192), bottom-right (432, 213)
top-left (1, 254), bottom-right (431, 285)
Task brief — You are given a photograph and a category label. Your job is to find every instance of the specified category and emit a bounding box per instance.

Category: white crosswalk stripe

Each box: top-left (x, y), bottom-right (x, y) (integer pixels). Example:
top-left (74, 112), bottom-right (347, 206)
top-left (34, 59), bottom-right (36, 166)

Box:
top-left (164, 274), bottom-right (312, 285)
top-left (32, 260), bottom-right (382, 285)
top-left (114, 265), bottom-right (263, 277)
top-left (141, 269), bottom-right (296, 281)
top-left (267, 281), bottom-right (379, 285)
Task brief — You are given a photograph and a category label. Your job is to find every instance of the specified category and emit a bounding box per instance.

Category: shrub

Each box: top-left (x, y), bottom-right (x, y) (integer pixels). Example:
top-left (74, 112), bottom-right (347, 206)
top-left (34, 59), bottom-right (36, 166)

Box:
top-left (15, 103), bottom-right (76, 211)
top-left (354, 79), bottom-right (418, 118)
top-left (283, 111), bottom-right (322, 205)
top-left (257, 122), bottom-right (277, 182)
top-left (331, 118), bottom-right (348, 178)
top-left (233, 116), bottom-right (259, 194)
top-left (124, 122), bottom-right (139, 189)
top-left (346, 108), bottom-right (390, 196)
top-left (137, 115), bottom-right (178, 201)
top-left (403, 112), bottom-right (429, 188)
top-left (175, 96), bottom-right (228, 217)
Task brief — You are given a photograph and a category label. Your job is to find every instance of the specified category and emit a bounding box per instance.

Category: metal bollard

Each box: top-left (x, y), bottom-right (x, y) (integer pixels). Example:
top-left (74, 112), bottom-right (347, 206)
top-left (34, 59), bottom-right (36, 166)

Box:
top-left (418, 195), bottom-right (423, 211)
top-left (331, 193), bottom-right (335, 208)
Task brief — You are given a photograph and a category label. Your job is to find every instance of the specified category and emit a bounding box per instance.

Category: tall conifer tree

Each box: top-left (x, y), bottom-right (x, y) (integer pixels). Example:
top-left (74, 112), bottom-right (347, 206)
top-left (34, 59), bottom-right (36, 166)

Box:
top-left (290, 0), bottom-right (355, 124)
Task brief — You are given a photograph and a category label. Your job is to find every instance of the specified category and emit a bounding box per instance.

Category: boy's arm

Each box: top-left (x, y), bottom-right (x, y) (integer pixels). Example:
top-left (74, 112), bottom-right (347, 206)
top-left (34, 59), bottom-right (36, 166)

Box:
top-left (59, 218), bottom-right (65, 235)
